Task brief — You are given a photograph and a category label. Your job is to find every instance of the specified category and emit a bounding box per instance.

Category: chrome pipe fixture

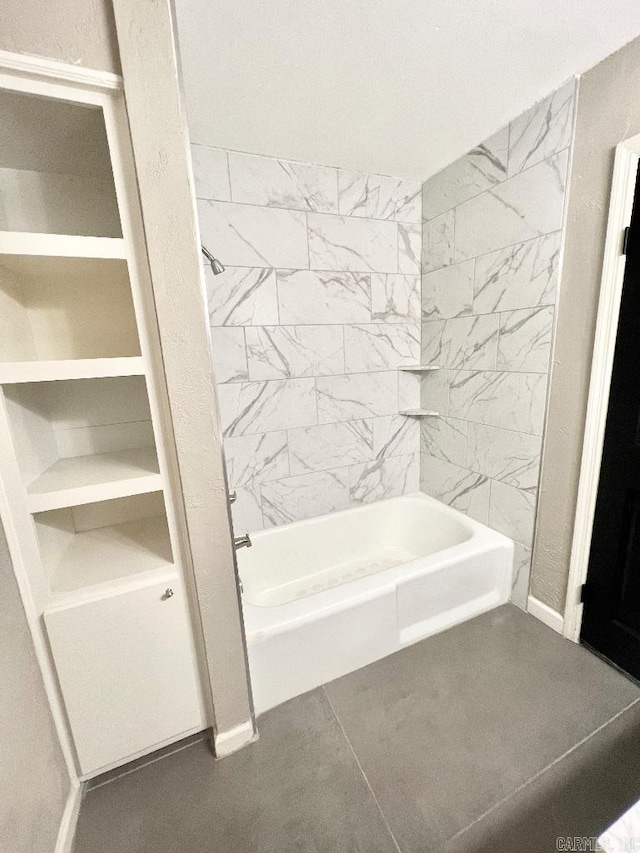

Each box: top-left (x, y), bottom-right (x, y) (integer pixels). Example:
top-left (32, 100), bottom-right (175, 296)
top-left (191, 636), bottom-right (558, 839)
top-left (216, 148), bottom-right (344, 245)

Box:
top-left (201, 244), bottom-right (225, 275)
top-left (234, 534), bottom-right (252, 550)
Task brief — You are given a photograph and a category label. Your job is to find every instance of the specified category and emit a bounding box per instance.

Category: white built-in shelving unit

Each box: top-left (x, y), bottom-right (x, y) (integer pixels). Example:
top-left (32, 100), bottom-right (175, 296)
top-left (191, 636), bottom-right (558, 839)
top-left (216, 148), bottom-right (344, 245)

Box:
top-left (0, 64), bottom-right (207, 779)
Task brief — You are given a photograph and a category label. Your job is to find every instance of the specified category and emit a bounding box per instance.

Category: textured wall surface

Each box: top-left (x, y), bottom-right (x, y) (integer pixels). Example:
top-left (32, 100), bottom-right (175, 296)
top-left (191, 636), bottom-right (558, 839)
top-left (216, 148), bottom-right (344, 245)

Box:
top-left (194, 147), bottom-right (422, 532)
top-left (533, 36), bottom-right (640, 612)
top-left (419, 81), bottom-right (576, 608)
top-left (112, 0), bottom-right (254, 737)
top-left (0, 0), bottom-right (120, 73)
top-left (0, 521), bottom-right (68, 853)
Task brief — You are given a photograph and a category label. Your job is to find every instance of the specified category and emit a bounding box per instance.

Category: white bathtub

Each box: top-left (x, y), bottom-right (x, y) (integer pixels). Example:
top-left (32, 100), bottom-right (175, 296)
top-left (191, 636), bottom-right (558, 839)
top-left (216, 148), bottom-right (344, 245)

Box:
top-left (238, 492), bottom-right (513, 714)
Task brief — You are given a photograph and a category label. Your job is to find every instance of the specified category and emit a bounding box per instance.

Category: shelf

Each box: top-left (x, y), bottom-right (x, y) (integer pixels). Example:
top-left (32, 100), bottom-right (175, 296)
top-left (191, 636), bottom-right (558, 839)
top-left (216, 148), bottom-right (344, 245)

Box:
top-left (27, 448), bottom-right (162, 513)
top-left (0, 255), bottom-right (141, 364)
top-left (0, 358), bottom-right (145, 385)
top-left (48, 516), bottom-right (174, 596)
top-left (398, 365), bottom-right (441, 372)
top-left (0, 232), bottom-right (126, 259)
top-left (399, 409), bottom-right (440, 417)
top-left (0, 91), bottom-right (121, 240)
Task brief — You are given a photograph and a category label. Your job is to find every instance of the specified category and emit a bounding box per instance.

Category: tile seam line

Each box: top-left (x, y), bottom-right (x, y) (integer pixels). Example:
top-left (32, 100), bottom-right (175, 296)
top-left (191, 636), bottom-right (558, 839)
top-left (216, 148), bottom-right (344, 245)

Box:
top-left (208, 265), bottom-right (420, 277)
top-left (191, 141), bottom-right (423, 186)
top-left (224, 416), bottom-right (543, 440)
top-left (322, 685), bottom-right (404, 853)
top-left (442, 694), bottom-right (640, 848)
top-left (231, 450), bottom-right (418, 491)
top-left (198, 195), bottom-right (419, 227)
top-left (217, 367), bottom-right (544, 382)
top-left (421, 226), bottom-right (563, 274)
top-left (421, 142), bottom-right (571, 224)
top-left (420, 304), bottom-right (555, 323)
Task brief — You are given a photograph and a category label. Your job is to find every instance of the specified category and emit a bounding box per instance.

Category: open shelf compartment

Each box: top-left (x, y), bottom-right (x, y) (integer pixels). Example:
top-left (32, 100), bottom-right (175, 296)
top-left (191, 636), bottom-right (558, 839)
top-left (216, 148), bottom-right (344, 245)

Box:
top-left (0, 254), bottom-right (141, 370)
top-left (35, 492), bottom-right (174, 596)
top-left (3, 376), bottom-right (161, 512)
top-left (27, 447), bottom-right (161, 513)
top-left (0, 89), bottom-right (121, 238)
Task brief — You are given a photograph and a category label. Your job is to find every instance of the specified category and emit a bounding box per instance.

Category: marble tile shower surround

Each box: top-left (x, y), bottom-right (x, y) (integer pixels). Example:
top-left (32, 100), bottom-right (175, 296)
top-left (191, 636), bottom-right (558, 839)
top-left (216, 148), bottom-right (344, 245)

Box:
top-left (419, 79), bottom-right (576, 609)
top-left (193, 79), bottom-right (573, 596)
top-left (194, 147), bottom-right (422, 531)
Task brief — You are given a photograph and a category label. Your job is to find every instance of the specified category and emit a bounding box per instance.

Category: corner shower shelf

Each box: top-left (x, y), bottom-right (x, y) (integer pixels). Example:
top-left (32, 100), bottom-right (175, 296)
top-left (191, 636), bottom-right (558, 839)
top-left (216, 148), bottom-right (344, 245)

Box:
top-left (399, 409), bottom-right (440, 417)
top-left (26, 448), bottom-right (163, 513)
top-left (0, 231), bottom-right (127, 259)
top-left (0, 357), bottom-right (145, 385)
top-left (48, 516), bottom-right (174, 597)
top-left (399, 365), bottom-right (441, 372)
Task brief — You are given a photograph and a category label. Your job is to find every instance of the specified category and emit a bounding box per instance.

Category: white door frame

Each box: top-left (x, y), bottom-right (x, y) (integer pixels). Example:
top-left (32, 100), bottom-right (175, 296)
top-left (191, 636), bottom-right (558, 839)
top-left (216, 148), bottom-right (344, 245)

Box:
top-left (563, 133), bottom-right (640, 642)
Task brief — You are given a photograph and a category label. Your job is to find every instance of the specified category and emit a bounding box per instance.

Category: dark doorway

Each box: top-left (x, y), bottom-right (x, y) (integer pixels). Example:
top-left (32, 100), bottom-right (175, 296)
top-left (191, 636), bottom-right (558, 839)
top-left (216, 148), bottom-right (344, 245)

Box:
top-left (582, 161), bottom-right (640, 681)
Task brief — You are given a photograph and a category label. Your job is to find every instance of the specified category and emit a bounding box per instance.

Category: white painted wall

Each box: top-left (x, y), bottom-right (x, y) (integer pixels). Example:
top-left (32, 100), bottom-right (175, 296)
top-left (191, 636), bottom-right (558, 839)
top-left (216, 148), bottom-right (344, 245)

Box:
top-left (175, 0), bottom-right (640, 182)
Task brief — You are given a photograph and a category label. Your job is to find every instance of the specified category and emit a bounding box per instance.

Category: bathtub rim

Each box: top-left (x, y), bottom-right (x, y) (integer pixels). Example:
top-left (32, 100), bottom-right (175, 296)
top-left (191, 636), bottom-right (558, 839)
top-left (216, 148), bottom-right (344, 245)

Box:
top-left (242, 489), bottom-right (474, 547)
top-left (239, 492), bottom-right (514, 641)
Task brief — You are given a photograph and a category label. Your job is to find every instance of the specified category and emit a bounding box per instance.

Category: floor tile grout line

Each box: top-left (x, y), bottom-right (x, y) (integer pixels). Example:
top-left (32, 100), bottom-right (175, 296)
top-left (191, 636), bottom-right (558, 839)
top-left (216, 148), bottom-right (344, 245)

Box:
top-left (443, 695), bottom-right (640, 847)
top-left (322, 686), bottom-right (404, 853)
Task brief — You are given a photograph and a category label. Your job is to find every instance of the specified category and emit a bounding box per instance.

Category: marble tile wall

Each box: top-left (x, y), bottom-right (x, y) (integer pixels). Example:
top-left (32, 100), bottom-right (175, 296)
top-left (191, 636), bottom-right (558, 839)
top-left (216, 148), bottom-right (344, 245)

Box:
top-left (419, 79), bottom-right (576, 609)
top-left (193, 147), bottom-right (422, 531)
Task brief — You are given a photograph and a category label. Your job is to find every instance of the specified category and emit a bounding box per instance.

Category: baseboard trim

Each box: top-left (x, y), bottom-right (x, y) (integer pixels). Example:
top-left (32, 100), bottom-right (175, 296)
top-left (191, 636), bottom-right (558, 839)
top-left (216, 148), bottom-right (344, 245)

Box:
top-left (55, 781), bottom-right (83, 853)
top-left (214, 720), bottom-right (256, 758)
top-left (528, 595), bottom-right (564, 634)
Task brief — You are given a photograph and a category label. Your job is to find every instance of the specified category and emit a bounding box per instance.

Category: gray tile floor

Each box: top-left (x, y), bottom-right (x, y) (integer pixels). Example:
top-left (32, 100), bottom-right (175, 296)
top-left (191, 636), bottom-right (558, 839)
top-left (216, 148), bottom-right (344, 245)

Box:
top-left (74, 605), bottom-right (640, 853)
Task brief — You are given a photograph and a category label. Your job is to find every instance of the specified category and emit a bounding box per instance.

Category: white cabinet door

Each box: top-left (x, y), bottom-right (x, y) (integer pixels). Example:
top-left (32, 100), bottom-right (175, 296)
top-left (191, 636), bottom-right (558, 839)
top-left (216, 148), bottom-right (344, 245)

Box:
top-left (45, 575), bottom-right (205, 775)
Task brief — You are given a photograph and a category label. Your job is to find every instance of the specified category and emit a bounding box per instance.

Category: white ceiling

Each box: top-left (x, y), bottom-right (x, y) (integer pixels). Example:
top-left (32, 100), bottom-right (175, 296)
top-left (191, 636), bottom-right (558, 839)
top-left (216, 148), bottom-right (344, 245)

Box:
top-left (175, 0), bottom-right (640, 182)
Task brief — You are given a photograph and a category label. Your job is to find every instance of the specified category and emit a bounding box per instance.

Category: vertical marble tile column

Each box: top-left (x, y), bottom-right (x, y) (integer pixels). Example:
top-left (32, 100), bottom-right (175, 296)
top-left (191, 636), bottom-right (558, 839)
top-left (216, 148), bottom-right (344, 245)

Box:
top-left (192, 147), bottom-right (422, 531)
top-left (419, 79), bottom-right (576, 609)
